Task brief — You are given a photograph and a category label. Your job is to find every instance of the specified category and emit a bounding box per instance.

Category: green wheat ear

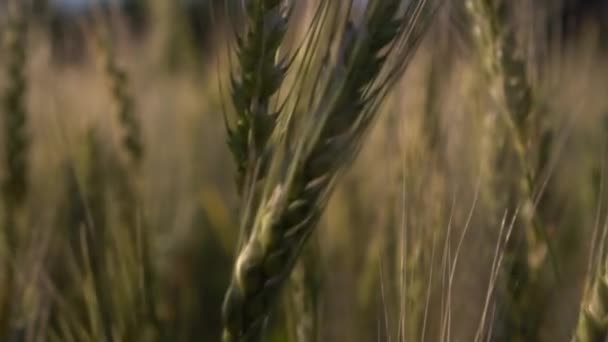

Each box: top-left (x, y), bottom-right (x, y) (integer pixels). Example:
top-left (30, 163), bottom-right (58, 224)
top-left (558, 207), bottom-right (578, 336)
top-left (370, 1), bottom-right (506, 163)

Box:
top-left (224, 1), bottom-right (311, 339)
top-left (226, 0), bottom-right (291, 195)
top-left (223, 3), bottom-right (325, 339)
top-left (221, 1), bottom-right (435, 341)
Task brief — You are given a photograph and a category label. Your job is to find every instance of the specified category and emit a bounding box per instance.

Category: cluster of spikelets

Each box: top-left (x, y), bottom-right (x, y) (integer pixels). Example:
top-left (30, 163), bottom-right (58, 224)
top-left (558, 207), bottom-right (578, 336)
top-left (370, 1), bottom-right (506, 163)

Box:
top-left (220, 0), bottom-right (436, 340)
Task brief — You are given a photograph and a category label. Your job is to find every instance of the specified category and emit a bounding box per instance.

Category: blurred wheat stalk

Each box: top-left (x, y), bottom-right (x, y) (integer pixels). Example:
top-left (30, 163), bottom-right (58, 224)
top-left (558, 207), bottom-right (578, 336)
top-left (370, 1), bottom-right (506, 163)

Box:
top-left (574, 119), bottom-right (608, 342)
top-left (467, 0), bottom-right (561, 340)
top-left (0, 1), bottom-right (28, 338)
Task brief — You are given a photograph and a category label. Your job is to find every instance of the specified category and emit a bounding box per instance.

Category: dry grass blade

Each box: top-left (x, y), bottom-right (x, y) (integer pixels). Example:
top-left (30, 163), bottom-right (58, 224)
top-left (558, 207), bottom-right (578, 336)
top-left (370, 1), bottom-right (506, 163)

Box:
top-left (221, 1), bottom-right (436, 340)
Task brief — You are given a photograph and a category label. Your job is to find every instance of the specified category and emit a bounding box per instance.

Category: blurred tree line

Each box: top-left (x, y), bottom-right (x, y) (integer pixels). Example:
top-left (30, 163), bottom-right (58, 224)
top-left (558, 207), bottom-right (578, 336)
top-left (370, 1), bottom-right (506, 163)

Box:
top-left (24, 0), bottom-right (230, 66)
top-left (19, 0), bottom-right (608, 65)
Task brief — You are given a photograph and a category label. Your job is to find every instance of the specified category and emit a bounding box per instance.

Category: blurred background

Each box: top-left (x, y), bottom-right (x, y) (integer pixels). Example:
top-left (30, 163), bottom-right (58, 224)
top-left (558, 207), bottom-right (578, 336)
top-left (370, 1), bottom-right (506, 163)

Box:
top-left (0, 0), bottom-right (607, 341)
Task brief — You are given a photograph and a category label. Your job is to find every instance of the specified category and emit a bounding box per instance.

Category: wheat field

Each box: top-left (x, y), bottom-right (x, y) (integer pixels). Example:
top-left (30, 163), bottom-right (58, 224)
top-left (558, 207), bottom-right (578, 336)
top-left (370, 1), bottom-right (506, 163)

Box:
top-left (0, 0), bottom-right (607, 341)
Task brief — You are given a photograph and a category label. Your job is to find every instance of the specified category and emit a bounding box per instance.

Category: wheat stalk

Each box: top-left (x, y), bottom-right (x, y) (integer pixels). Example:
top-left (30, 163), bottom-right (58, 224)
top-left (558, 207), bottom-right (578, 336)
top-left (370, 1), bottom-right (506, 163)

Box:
top-left (92, 19), bottom-right (157, 339)
top-left (224, 2), bottom-right (322, 339)
top-left (221, 1), bottom-right (434, 340)
top-left (467, 0), bottom-right (556, 340)
top-left (1, 1), bottom-right (29, 246)
top-left (0, 2), bottom-right (29, 338)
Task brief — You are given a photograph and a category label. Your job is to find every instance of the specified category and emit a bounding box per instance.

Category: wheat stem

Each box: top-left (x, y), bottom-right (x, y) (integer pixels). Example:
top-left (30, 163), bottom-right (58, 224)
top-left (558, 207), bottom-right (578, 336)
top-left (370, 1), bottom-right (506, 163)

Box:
top-left (1, 1), bottom-right (29, 248)
top-left (0, 3), bottom-right (29, 337)
top-left (467, 0), bottom-right (556, 340)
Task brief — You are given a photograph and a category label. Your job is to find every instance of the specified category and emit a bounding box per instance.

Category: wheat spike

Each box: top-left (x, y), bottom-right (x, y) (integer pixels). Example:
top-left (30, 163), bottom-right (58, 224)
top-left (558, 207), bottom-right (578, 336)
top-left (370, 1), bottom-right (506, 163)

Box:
top-left (227, 0), bottom-right (291, 193)
top-left (467, 0), bottom-right (557, 340)
top-left (94, 19), bottom-right (158, 338)
top-left (225, 2), bottom-right (320, 339)
top-left (221, 1), bottom-right (434, 340)
top-left (94, 27), bottom-right (143, 167)
top-left (225, 3), bottom-right (326, 339)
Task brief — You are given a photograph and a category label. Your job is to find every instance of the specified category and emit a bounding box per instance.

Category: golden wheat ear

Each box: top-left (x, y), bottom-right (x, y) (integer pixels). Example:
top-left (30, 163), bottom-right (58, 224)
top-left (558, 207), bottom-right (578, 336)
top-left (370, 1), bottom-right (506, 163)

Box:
top-left (221, 1), bottom-right (437, 341)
